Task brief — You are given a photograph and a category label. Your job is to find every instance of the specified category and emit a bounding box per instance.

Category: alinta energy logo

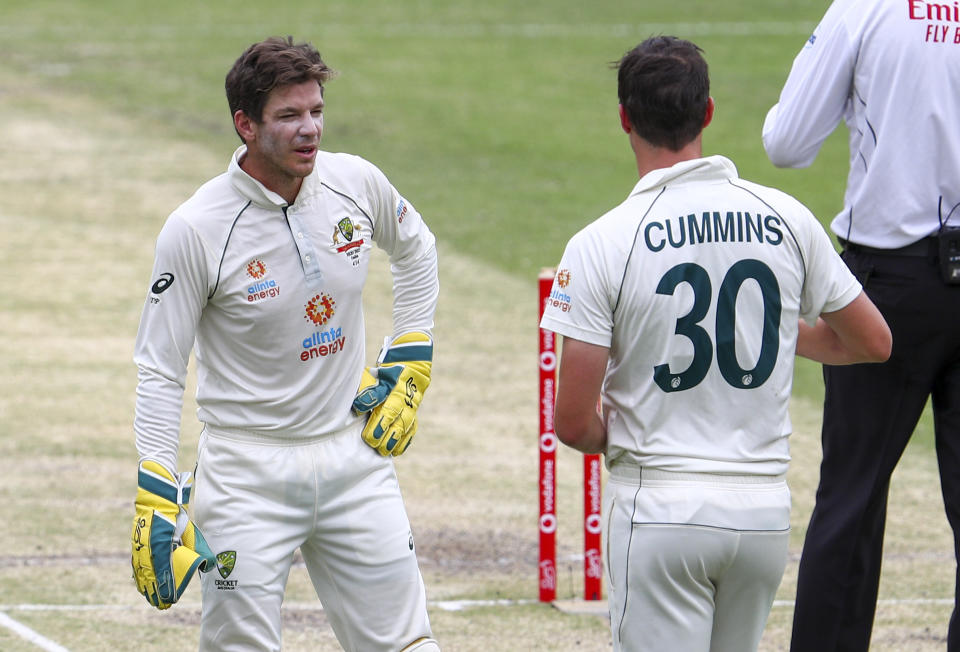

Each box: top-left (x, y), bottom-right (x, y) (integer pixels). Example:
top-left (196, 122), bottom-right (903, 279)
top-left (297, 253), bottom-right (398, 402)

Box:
top-left (548, 269), bottom-right (572, 313)
top-left (302, 292), bottom-right (346, 362)
top-left (304, 293), bottom-right (336, 326)
top-left (246, 259), bottom-right (267, 279)
top-left (245, 258), bottom-right (280, 303)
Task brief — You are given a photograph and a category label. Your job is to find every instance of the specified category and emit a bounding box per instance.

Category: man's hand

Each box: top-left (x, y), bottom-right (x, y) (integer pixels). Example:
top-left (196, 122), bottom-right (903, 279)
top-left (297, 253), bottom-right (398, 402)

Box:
top-left (132, 460), bottom-right (215, 609)
top-left (352, 331), bottom-right (433, 456)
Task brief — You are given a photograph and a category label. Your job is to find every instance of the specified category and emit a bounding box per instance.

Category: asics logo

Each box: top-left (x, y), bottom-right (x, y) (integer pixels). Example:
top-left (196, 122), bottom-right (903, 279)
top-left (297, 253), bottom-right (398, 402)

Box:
top-left (151, 272), bottom-right (175, 294)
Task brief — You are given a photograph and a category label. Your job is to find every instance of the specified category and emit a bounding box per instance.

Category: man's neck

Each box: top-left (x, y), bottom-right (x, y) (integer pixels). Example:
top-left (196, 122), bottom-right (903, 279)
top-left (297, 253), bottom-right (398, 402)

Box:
top-left (238, 150), bottom-right (303, 205)
top-left (632, 133), bottom-right (703, 179)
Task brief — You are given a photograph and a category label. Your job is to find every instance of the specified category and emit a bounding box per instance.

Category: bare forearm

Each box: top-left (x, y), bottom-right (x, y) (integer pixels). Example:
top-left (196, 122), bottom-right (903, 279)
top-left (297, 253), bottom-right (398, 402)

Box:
top-left (553, 337), bottom-right (610, 455)
top-left (796, 317), bottom-right (862, 364)
top-left (796, 295), bottom-right (892, 366)
top-left (555, 409), bottom-right (607, 455)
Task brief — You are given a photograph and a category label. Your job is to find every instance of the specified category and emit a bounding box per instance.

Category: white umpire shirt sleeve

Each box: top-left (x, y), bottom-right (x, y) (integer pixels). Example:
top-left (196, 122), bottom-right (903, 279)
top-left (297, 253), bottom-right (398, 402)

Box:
top-left (762, 0), bottom-right (858, 168)
top-left (133, 212), bottom-right (209, 472)
top-left (364, 162), bottom-right (439, 336)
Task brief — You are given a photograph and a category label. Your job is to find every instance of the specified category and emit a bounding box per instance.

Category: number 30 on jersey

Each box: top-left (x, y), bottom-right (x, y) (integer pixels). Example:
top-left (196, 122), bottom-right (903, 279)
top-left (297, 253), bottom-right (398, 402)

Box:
top-left (653, 259), bottom-right (781, 393)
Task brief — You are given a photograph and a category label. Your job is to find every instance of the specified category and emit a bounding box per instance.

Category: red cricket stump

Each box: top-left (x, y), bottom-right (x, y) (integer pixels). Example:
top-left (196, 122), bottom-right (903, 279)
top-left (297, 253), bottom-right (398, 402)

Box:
top-left (539, 268), bottom-right (604, 603)
top-left (583, 452), bottom-right (603, 600)
top-left (538, 269), bottom-right (559, 602)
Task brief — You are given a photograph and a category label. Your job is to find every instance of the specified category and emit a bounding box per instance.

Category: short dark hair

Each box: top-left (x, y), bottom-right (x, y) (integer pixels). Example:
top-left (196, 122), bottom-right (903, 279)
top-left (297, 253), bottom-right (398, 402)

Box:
top-left (225, 36), bottom-right (335, 137)
top-left (616, 36), bottom-right (710, 151)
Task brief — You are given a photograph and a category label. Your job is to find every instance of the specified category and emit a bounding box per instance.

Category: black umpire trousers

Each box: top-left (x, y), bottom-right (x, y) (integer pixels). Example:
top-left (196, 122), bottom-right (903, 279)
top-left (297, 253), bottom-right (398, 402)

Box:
top-left (791, 239), bottom-right (960, 652)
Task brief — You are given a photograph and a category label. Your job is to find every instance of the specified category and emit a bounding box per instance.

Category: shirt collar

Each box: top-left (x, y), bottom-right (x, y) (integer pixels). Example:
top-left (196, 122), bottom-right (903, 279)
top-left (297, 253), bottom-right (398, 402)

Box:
top-left (628, 155), bottom-right (739, 197)
top-left (227, 145), bottom-right (320, 209)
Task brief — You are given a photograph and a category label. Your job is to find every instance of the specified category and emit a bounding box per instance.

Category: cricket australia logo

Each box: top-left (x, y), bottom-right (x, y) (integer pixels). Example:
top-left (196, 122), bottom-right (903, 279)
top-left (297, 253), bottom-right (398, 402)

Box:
top-left (335, 217), bottom-right (354, 242)
top-left (216, 551), bottom-right (236, 579)
top-left (214, 550), bottom-right (239, 591)
top-left (332, 217), bottom-right (365, 266)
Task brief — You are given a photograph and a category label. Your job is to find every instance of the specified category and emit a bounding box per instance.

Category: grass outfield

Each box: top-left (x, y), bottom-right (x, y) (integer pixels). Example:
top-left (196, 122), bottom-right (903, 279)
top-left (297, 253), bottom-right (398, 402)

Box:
top-left (0, 0), bottom-right (938, 424)
top-left (0, 0), bottom-right (840, 280)
top-left (0, 1), bottom-right (949, 649)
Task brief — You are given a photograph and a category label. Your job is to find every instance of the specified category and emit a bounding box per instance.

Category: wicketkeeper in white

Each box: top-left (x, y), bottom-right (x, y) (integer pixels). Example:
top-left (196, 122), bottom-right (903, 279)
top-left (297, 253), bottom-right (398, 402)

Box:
top-left (130, 36), bottom-right (440, 652)
top-left (540, 36), bottom-right (892, 652)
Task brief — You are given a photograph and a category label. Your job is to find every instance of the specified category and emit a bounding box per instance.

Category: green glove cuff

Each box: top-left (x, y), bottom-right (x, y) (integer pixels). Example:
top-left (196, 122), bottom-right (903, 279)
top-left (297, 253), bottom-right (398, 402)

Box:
top-left (353, 331), bottom-right (433, 456)
top-left (352, 331), bottom-right (433, 414)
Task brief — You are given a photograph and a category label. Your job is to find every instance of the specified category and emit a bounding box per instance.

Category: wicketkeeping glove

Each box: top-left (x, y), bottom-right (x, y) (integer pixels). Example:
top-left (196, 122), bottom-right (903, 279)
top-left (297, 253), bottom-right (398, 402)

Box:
top-left (131, 459), bottom-right (215, 609)
top-left (352, 330), bottom-right (433, 456)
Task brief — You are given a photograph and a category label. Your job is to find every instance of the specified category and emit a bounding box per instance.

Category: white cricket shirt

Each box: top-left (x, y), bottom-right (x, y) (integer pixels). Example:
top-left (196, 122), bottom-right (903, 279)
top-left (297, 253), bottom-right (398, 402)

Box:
top-left (134, 147), bottom-right (439, 471)
top-left (540, 156), bottom-right (861, 476)
top-left (763, 0), bottom-right (960, 248)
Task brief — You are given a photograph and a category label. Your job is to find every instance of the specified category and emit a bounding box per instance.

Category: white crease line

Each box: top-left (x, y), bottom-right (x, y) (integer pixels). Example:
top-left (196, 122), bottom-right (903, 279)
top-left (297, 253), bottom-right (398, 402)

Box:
top-left (771, 598), bottom-right (954, 608)
top-left (431, 598), bottom-right (539, 611)
top-left (0, 611), bottom-right (71, 652)
top-left (2, 604), bottom-right (136, 611)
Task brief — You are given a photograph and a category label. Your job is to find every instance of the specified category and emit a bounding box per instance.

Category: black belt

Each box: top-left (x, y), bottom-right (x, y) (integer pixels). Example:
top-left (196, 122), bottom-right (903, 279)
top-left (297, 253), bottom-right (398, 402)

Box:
top-left (840, 237), bottom-right (938, 257)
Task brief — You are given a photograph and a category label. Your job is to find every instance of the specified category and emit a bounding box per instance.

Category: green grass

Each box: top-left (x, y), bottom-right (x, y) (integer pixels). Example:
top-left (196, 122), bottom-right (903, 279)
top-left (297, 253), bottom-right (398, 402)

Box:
top-left (0, 0), bottom-right (830, 278)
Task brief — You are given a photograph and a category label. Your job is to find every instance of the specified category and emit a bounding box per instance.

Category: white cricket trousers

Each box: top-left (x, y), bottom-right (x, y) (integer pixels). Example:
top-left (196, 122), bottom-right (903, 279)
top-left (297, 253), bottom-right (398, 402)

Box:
top-left (192, 422), bottom-right (433, 652)
top-left (605, 465), bottom-right (790, 652)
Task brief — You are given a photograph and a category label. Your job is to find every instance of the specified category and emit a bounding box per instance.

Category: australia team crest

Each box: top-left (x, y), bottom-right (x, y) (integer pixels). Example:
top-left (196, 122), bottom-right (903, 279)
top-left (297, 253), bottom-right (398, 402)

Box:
top-left (332, 217), bottom-right (365, 266)
top-left (213, 550), bottom-right (239, 591)
top-left (336, 217), bottom-right (354, 242)
top-left (216, 550), bottom-right (237, 579)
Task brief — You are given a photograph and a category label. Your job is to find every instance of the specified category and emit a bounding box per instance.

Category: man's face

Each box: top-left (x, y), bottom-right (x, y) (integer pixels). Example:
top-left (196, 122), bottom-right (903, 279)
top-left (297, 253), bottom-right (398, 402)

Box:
top-left (241, 80), bottom-right (324, 195)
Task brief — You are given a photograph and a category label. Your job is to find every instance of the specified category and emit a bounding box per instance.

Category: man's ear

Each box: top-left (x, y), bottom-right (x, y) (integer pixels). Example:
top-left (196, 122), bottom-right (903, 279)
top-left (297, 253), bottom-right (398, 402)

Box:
top-left (703, 97), bottom-right (715, 129)
top-left (618, 104), bottom-right (632, 134)
top-left (234, 110), bottom-right (256, 142)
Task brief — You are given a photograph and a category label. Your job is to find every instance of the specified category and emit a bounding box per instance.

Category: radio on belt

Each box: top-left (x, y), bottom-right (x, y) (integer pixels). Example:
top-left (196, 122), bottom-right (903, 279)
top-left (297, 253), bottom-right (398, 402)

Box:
top-left (939, 227), bottom-right (960, 285)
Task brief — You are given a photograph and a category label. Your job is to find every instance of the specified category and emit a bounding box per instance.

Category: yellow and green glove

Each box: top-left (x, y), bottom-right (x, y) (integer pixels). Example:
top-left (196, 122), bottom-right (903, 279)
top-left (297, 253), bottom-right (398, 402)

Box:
top-left (352, 330), bottom-right (433, 456)
top-left (131, 459), bottom-right (215, 609)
